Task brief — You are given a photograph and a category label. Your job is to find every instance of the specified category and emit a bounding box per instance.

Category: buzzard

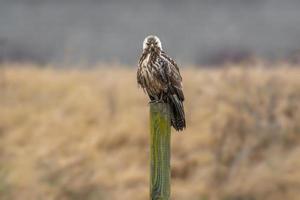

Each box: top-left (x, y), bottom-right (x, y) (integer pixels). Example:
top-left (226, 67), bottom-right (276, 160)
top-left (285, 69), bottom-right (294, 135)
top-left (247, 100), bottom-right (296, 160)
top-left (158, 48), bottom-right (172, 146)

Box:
top-left (137, 35), bottom-right (186, 131)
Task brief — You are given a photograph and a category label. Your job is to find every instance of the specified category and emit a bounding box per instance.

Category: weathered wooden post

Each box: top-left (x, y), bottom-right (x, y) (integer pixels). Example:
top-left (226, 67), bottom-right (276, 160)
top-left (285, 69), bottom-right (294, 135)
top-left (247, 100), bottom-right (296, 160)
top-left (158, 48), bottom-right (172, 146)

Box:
top-left (150, 102), bottom-right (171, 200)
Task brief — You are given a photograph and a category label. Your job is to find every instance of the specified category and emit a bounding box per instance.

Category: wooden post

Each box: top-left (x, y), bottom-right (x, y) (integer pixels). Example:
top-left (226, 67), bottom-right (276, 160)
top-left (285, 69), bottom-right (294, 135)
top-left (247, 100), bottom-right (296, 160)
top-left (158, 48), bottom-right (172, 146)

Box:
top-left (150, 103), bottom-right (171, 200)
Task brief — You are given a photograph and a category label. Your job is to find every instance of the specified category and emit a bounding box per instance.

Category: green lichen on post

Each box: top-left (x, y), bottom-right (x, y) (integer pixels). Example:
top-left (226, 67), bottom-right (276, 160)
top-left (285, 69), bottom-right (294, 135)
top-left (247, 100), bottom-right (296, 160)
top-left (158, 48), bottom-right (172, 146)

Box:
top-left (150, 103), bottom-right (171, 200)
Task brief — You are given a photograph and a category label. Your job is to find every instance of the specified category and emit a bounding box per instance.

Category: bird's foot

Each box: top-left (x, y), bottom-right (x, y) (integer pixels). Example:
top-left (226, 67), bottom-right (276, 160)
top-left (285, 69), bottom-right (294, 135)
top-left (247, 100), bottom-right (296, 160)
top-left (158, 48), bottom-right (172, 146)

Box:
top-left (148, 99), bottom-right (164, 104)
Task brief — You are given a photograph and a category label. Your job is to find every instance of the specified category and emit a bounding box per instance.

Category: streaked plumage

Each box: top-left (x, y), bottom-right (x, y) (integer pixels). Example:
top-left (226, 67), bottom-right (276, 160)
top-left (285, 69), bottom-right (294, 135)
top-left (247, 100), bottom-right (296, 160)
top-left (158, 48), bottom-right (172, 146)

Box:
top-left (137, 35), bottom-right (186, 131)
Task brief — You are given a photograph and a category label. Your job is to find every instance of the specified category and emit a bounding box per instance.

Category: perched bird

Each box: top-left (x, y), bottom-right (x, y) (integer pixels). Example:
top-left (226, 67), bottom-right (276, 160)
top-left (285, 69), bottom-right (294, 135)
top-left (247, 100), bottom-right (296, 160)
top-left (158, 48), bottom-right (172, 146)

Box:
top-left (137, 35), bottom-right (186, 131)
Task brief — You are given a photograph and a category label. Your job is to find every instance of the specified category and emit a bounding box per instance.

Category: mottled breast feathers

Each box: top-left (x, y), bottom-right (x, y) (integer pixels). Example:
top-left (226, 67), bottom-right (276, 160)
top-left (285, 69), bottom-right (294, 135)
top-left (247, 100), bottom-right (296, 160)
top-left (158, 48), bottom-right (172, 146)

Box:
top-left (137, 51), bottom-right (184, 101)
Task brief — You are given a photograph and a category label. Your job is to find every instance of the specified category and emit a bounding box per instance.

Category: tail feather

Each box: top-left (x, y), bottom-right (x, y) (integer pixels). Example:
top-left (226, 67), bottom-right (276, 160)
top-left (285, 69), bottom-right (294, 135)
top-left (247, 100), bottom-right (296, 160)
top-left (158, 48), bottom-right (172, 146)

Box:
top-left (168, 94), bottom-right (186, 131)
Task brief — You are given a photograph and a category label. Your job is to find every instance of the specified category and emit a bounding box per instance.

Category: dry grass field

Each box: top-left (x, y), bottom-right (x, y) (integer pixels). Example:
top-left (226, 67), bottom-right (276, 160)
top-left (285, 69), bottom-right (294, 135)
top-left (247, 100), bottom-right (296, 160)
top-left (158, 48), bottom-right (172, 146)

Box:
top-left (0, 62), bottom-right (300, 200)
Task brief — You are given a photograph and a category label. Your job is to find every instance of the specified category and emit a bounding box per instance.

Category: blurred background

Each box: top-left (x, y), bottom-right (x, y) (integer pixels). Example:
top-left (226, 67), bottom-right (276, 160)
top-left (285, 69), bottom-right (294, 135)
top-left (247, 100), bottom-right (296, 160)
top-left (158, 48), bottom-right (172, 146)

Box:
top-left (0, 0), bottom-right (300, 200)
top-left (1, 0), bottom-right (300, 65)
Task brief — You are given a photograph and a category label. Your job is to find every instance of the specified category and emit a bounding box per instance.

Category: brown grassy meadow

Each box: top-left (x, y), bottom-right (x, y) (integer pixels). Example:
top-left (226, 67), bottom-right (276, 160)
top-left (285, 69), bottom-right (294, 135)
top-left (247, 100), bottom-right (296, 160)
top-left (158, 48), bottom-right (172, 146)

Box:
top-left (0, 62), bottom-right (300, 200)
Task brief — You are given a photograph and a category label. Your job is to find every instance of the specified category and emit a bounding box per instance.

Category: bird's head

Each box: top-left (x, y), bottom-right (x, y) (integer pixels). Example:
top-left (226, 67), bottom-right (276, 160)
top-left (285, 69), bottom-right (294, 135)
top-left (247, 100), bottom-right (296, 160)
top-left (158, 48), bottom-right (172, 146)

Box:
top-left (143, 35), bottom-right (162, 53)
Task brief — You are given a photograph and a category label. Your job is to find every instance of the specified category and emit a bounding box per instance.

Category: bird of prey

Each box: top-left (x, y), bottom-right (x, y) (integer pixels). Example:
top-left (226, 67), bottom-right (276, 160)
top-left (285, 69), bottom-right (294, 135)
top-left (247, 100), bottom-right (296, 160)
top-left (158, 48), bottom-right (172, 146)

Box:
top-left (137, 35), bottom-right (186, 131)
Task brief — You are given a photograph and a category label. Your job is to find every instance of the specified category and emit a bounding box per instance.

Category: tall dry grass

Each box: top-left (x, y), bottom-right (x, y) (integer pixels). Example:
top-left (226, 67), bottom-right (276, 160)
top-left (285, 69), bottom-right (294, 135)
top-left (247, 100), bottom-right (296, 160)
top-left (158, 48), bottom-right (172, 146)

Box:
top-left (0, 63), bottom-right (300, 200)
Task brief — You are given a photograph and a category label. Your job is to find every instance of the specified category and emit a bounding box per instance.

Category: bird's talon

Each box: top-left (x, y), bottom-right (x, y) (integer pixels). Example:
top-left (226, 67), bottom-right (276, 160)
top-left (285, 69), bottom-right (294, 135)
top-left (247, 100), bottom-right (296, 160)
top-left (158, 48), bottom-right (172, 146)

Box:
top-left (148, 100), bottom-right (164, 104)
top-left (148, 100), bottom-right (155, 104)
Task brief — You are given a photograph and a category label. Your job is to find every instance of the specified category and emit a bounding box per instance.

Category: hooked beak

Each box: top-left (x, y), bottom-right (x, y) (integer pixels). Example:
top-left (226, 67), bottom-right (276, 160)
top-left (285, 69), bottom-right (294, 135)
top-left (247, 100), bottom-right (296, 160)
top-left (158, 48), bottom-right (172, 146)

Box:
top-left (150, 44), bottom-right (155, 51)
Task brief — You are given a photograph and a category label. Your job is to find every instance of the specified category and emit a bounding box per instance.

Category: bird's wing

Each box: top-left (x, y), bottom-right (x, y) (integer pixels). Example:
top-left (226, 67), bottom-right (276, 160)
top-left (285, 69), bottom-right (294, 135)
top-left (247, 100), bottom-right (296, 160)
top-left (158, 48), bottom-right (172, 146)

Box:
top-left (137, 66), bottom-right (142, 86)
top-left (137, 53), bottom-right (146, 86)
top-left (162, 54), bottom-right (184, 101)
top-left (161, 51), bottom-right (180, 73)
